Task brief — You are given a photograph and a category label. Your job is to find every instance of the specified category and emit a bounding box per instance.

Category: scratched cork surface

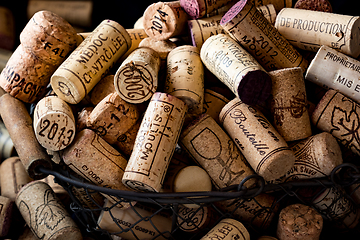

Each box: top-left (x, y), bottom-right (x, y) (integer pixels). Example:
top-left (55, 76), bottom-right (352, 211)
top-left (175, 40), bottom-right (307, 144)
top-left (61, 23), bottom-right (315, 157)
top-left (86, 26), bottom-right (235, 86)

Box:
top-left (294, 0), bottom-right (333, 12)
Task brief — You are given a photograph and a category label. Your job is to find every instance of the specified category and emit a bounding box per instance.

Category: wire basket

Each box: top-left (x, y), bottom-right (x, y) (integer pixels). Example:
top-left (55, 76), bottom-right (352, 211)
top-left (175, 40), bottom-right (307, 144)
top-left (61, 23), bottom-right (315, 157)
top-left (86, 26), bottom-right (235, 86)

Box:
top-left (36, 160), bottom-right (360, 240)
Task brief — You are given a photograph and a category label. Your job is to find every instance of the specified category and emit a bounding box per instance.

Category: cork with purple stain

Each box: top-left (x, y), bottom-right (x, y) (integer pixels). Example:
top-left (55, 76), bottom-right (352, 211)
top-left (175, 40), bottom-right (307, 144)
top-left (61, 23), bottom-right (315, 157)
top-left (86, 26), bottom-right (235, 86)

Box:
top-left (180, 0), bottom-right (234, 19)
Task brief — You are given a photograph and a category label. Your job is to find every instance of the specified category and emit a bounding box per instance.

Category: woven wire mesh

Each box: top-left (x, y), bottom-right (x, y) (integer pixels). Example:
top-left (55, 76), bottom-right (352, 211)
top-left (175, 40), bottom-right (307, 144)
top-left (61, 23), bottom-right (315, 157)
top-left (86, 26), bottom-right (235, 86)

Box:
top-left (39, 162), bottom-right (360, 239)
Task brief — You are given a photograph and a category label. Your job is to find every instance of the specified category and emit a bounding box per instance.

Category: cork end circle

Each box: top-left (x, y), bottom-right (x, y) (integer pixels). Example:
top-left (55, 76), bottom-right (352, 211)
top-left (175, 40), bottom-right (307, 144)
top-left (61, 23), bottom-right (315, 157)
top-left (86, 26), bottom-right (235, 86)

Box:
top-left (220, 0), bottom-right (248, 25)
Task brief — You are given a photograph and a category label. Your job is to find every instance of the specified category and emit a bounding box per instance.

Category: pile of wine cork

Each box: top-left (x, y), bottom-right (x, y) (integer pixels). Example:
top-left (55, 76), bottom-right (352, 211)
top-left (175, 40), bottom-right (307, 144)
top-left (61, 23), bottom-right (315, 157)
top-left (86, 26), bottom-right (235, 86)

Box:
top-left (2, 0), bottom-right (360, 239)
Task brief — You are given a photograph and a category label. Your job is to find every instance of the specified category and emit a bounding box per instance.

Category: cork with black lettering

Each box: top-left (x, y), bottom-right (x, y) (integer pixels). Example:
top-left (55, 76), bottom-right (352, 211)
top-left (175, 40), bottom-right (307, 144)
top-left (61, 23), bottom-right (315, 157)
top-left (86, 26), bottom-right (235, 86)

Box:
top-left (200, 218), bottom-right (250, 240)
top-left (179, 0), bottom-right (234, 19)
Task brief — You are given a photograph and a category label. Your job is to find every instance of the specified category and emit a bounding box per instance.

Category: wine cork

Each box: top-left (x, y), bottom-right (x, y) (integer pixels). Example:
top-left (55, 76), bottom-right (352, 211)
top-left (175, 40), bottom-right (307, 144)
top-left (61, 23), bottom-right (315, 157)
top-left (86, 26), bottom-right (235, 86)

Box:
top-left (179, 0), bottom-right (234, 19)
top-left (118, 28), bottom-right (148, 62)
top-left (257, 236), bottom-right (278, 240)
top-left (76, 106), bottom-right (93, 132)
top-left (39, 175), bottom-right (70, 204)
top-left (138, 37), bottom-right (177, 60)
top-left (220, 98), bottom-right (296, 181)
top-left (86, 92), bottom-right (140, 145)
top-left (0, 156), bottom-right (32, 201)
top-left (312, 187), bottom-right (360, 229)
top-left (15, 181), bottom-right (82, 240)
top-left (203, 89), bottom-right (230, 124)
top-left (0, 6), bottom-right (15, 51)
top-left (305, 45), bottom-right (360, 103)
top-left (89, 74), bottom-right (115, 105)
top-left (200, 218), bottom-right (250, 240)
top-left (205, 0), bottom-right (237, 17)
top-left (114, 47), bottom-right (161, 104)
top-left (122, 92), bottom-right (187, 192)
top-left (20, 11), bottom-right (77, 66)
top-left (249, 0), bottom-right (292, 12)
top-left (200, 34), bottom-right (272, 106)
top-left (113, 119), bottom-right (141, 157)
top-left (134, 16), bottom-right (144, 29)
top-left (257, 4), bottom-right (277, 24)
top-left (180, 114), bottom-right (256, 189)
top-left (0, 196), bottom-right (13, 237)
top-left (216, 193), bottom-right (278, 229)
top-left (268, 67), bottom-right (312, 141)
top-left (177, 205), bottom-right (216, 233)
top-left (311, 89), bottom-right (360, 155)
top-left (0, 44), bottom-right (58, 103)
top-left (70, 185), bottom-right (105, 212)
top-left (50, 19), bottom-right (132, 104)
top-left (274, 8), bottom-right (360, 57)
top-left (98, 200), bottom-right (172, 240)
top-left (276, 203), bottom-right (323, 240)
top-left (33, 96), bottom-right (76, 151)
top-left (269, 132), bottom-right (343, 184)
top-left (165, 45), bottom-right (204, 120)
top-left (0, 122), bottom-right (16, 161)
top-left (143, 1), bottom-right (189, 40)
top-left (294, 0), bottom-right (332, 12)
top-left (0, 94), bottom-right (52, 180)
top-left (220, 0), bottom-right (308, 72)
top-left (62, 129), bottom-right (130, 205)
top-left (27, 0), bottom-right (93, 28)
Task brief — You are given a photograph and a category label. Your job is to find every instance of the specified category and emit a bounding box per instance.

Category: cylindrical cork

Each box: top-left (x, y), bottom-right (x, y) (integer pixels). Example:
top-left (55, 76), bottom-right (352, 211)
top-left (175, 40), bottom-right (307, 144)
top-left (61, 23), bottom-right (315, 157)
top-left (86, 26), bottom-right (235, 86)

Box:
top-left (0, 94), bottom-right (52, 179)
top-left (134, 16), bottom-right (144, 29)
top-left (203, 89), bottom-right (230, 124)
top-left (312, 187), bottom-right (360, 229)
top-left (200, 34), bottom-right (272, 106)
top-left (0, 44), bottom-right (58, 103)
top-left (15, 181), bottom-right (82, 240)
top-left (138, 37), bottom-right (177, 61)
top-left (165, 45), bottom-right (204, 120)
top-left (257, 4), bottom-right (277, 24)
top-left (143, 1), bottom-right (189, 40)
top-left (20, 11), bottom-right (78, 66)
top-left (0, 156), bottom-right (32, 201)
top-left (257, 236), bottom-right (278, 240)
top-left (220, 0), bottom-right (308, 72)
top-left (98, 200), bottom-right (172, 240)
top-left (219, 98), bottom-right (296, 181)
top-left (312, 89), bottom-right (360, 155)
top-left (27, 1), bottom-right (93, 28)
top-left (249, 0), bottom-right (292, 12)
top-left (86, 92), bottom-right (140, 145)
top-left (215, 193), bottom-right (279, 230)
top-left (76, 106), bottom-right (93, 132)
top-left (115, 47), bottom-right (161, 104)
top-left (275, 9), bottom-right (360, 57)
top-left (269, 132), bottom-right (343, 184)
top-left (179, 0), bottom-right (234, 19)
top-left (180, 114), bottom-right (256, 189)
top-left (33, 96), bottom-right (76, 151)
top-left (118, 28), bottom-right (148, 62)
top-left (205, 0), bottom-right (236, 17)
top-left (200, 218), bottom-right (250, 240)
top-left (89, 74), bottom-right (115, 105)
top-left (62, 129), bottom-right (130, 206)
top-left (294, 0), bottom-right (332, 12)
top-left (177, 205), bottom-right (217, 233)
top-left (0, 7), bottom-right (15, 51)
top-left (276, 203), bottom-right (323, 240)
top-left (305, 45), bottom-right (360, 103)
top-left (122, 92), bottom-right (187, 192)
top-left (269, 67), bottom-right (312, 141)
top-left (0, 195), bottom-right (13, 237)
top-left (0, 122), bottom-right (16, 161)
top-left (113, 119), bottom-right (141, 157)
top-left (50, 19), bottom-right (132, 104)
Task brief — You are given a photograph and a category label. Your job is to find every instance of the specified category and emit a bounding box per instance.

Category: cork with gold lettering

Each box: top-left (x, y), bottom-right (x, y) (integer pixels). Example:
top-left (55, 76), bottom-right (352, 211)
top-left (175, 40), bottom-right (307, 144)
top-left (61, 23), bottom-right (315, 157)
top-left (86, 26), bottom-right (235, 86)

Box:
top-left (15, 181), bottom-right (82, 240)
top-left (0, 94), bottom-right (52, 180)
top-left (115, 47), bottom-right (161, 104)
top-left (275, 8), bottom-right (360, 57)
top-left (200, 34), bottom-right (272, 106)
top-left (33, 96), bottom-right (76, 151)
top-left (180, 114), bottom-right (256, 189)
top-left (219, 98), bottom-right (296, 181)
top-left (122, 92), bottom-right (187, 192)
top-left (51, 19), bottom-right (132, 104)
top-left (220, 0), bottom-right (308, 72)
top-left (269, 67), bottom-right (312, 141)
top-left (165, 45), bottom-right (204, 122)
top-left (0, 156), bottom-right (31, 201)
top-left (312, 89), bottom-right (360, 156)
top-left (143, 1), bottom-right (189, 40)
top-left (200, 218), bottom-right (250, 240)
top-left (86, 92), bottom-right (140, 145)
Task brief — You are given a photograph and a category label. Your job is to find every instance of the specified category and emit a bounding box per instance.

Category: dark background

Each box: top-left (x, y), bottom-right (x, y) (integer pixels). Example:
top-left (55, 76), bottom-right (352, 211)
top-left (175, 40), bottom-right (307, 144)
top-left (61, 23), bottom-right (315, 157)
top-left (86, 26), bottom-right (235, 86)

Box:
top-left (1, 0), bottom-right (358, 51)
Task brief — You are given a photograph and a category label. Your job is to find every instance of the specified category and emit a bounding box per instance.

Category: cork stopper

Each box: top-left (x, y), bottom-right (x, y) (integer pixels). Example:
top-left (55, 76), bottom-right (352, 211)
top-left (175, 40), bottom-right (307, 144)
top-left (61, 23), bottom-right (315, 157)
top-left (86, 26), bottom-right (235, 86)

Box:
top-left (277, 204), bottom-right (323, 240)
top-left (20, 10), bottom-right (77, 65)
top-left (89, 74), bottom-right (116, 106)
top-left (294, 0), bottom-right (333, 12)
top-left (143, 1), bottom-right (189, 40)
top-left (138, 37), bottom-right (177, 60)
top-left (203, 89), bottom-right (230, 124)
top-left (179, 0), bottom-right (234, 19)
top-left (33, 96), bottom-right (76, 151)
top-left (200, 218), bottom-right (250, 240)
